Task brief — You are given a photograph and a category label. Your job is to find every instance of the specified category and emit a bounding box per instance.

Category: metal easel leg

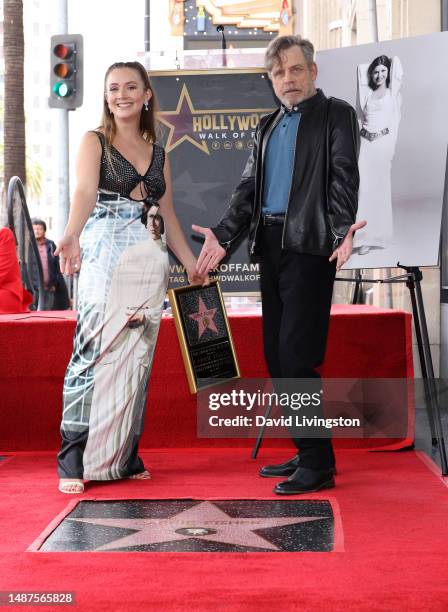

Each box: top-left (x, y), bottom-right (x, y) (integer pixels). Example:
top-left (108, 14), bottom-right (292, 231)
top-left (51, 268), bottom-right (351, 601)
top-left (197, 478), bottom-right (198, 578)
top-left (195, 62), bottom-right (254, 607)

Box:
top-left (251, 400), bottom-right (272, 459)
top-left (406, 270), bottom-right (436, 442)
top-left (408, 267), bottom-right (448, 474)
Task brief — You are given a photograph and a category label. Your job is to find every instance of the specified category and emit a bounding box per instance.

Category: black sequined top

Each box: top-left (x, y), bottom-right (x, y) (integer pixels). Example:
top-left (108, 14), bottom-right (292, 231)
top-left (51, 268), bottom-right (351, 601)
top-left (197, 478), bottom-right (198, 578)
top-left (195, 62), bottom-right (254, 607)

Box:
top-left (92, 131), bottom-right (166, 202)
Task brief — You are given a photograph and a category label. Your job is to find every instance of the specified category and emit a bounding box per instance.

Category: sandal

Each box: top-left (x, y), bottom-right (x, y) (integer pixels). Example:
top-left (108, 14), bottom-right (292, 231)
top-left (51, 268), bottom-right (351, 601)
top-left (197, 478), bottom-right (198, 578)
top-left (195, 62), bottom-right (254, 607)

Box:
top-left (58, 480), bottom-right (85, 494)
top-left (128, 470), bottom-right (151, 480)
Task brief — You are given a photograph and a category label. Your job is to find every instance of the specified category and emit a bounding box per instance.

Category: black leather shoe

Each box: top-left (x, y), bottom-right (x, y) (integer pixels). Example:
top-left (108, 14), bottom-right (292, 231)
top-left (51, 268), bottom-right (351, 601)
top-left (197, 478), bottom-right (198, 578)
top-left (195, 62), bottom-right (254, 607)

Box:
top-left (259, 455), bottom-right (301, 478)
top-left (260, 456), bottom-right (337, 478)
top-left (273, 466), bottom-right (335, 495)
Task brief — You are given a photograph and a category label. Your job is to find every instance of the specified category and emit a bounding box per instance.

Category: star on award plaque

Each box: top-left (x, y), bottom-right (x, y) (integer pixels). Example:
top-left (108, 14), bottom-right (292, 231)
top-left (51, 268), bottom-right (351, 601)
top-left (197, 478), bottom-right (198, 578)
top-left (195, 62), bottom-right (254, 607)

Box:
top-left (168, 280), bottom-right (240, 393)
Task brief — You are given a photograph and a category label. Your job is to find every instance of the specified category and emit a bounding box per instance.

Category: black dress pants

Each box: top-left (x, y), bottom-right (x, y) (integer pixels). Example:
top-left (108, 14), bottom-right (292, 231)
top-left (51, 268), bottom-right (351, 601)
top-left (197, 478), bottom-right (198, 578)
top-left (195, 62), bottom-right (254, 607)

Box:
top-left (58, 430), bottom-right (144, 479)
top-left (259, 224), bottom-right (336, 471)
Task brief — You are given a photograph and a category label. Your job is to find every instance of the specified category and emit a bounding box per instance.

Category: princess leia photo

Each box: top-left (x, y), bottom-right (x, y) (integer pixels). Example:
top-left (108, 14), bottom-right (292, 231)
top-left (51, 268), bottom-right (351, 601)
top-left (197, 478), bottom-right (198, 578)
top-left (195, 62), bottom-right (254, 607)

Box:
top-left (353, 55), bottom-right (403, 255)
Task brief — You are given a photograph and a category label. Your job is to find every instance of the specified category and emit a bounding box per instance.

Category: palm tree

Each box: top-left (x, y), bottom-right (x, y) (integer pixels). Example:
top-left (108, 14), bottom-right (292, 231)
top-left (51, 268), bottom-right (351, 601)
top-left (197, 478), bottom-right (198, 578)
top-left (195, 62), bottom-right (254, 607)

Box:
top-left (3, 0), bottom-right (26, 190)
top-left (0, 143), bottom-right (43, 202)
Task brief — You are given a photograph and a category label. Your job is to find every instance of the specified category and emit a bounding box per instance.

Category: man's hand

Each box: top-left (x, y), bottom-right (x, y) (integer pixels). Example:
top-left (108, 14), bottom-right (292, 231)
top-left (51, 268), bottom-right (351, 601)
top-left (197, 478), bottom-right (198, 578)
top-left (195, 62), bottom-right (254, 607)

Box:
top-left (329, 220), bottom-right (367, 271)
top-left (192, 225), bottom-right (226, 275)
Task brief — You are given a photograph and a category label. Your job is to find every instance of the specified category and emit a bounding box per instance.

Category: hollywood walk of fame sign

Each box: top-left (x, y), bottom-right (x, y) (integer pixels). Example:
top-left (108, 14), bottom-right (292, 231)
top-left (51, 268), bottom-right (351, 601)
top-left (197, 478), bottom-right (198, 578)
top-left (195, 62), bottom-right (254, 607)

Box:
top-left (157, 82), bottom-right (273, 157)
top-left (39, 499), bottom-right (336, 553)
top-left (168, 280), bottom-right (240, 393)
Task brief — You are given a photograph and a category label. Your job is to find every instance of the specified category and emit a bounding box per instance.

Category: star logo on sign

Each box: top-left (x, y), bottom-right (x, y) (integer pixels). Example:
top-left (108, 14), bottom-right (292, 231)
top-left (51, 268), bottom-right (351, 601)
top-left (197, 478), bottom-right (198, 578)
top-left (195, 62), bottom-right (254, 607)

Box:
top-left (158, 84), bottom-right (210, 155)
top-left (68, 501), bottom-right (327, 551)
top-left (188, 297), bottom-right (218, 339)
top-left (172, 170), bottom-right (225, 211)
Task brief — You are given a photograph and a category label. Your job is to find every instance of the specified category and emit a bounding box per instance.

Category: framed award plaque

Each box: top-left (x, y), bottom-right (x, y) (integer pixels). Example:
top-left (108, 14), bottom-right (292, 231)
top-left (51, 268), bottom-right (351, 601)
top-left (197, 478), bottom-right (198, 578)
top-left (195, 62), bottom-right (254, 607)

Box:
top-left (168, 280), bottom-right (240, 393)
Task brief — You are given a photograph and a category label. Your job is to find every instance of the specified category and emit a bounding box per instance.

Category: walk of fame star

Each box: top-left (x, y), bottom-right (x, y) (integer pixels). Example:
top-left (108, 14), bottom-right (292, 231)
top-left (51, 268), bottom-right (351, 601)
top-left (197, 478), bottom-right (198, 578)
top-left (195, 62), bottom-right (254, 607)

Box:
top-left (67, 501), bottom-right (328, 552)
top-left (158, 84), bottom-right (210, 155)
top-left (39, 499), bottom-right (336, 552)
top-left (188, 297), bottom-right (218, 339)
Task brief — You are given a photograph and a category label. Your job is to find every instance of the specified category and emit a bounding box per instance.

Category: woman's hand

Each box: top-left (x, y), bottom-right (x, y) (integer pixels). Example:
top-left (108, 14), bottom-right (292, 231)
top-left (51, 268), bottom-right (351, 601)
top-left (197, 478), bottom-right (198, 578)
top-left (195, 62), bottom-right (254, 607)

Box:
top-left (186, 263), bottom-right (210, 287)
top-left (55, 234), bottom-right (81, 276)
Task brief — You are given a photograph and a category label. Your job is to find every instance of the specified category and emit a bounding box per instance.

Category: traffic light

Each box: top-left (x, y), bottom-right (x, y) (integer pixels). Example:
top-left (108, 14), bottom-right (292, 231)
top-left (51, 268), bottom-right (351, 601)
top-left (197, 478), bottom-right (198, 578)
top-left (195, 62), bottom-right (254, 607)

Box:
top-left (49, 34), bottom-right (83, 110)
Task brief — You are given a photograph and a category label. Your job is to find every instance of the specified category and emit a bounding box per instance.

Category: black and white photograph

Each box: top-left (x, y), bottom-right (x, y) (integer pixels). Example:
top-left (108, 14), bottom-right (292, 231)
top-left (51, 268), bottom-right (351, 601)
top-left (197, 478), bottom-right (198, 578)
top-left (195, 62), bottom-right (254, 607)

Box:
top-left (317, 31), bottom-right (448, 269)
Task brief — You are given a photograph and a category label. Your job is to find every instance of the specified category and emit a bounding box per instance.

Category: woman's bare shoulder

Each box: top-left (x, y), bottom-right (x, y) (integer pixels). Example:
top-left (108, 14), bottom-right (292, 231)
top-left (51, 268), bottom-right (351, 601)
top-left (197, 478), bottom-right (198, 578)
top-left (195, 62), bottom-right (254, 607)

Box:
top-left (80, 130), bottom-right (104, 149)
top-left (76, 131), bottom-right (103, 165)
top-left (85, 129), bottom-right (105, 140)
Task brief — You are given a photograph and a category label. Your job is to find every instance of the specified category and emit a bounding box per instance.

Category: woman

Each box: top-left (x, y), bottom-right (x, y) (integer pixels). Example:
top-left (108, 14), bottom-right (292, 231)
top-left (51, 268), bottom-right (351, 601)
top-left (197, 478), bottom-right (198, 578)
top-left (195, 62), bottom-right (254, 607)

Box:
top-left (56, 61), bottom-right (206, 493)
top-left (353, 55), bottom-right (403, 254)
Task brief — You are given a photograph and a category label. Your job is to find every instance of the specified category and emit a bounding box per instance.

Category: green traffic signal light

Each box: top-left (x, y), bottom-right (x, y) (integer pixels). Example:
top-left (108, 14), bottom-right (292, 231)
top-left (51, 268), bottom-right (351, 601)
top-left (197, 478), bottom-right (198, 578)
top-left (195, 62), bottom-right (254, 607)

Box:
top-left (52, 81), bottom-right (73, 98)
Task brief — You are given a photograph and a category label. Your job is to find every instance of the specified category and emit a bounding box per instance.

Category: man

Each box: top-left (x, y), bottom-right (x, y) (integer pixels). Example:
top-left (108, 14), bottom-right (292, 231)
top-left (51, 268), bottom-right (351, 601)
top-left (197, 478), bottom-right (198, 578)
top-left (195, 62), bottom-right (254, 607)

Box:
top-left (32, 218), bottom-right (69, 310)
top-left (193, 35), bottom-right (365, 495)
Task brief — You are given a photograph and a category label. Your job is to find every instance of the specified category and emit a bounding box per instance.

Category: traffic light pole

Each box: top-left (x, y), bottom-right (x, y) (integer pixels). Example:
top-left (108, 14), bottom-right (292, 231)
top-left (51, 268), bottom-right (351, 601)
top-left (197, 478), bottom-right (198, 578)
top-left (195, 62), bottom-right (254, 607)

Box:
top-left (144, 0), bottom-right (151, 52)
top-left (54, 0), bottom-right (69, 240)
top-left (55, 108), bottom-right (70, 240)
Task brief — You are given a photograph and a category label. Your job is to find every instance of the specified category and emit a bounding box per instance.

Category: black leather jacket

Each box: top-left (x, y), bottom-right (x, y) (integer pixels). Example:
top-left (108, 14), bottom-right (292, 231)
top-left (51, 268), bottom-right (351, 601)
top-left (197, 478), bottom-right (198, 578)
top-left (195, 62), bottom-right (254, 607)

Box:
top-left (212, 89), bottom-right (360, 257)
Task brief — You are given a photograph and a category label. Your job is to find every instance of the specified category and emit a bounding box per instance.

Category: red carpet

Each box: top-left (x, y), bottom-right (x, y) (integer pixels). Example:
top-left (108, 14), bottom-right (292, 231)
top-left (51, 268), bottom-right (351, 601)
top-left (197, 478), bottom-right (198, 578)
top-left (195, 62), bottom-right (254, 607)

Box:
top-left (0, 306), bottom-right (414, 451)
top-left (1, 448), bottom-right (448, 610)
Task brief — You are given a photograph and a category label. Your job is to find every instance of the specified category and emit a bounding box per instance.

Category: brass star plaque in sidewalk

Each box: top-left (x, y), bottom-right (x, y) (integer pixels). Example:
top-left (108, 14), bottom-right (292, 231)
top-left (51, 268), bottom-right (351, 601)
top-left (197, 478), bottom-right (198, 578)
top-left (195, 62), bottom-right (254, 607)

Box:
top-left (38, 499), bottom-right (336, 552)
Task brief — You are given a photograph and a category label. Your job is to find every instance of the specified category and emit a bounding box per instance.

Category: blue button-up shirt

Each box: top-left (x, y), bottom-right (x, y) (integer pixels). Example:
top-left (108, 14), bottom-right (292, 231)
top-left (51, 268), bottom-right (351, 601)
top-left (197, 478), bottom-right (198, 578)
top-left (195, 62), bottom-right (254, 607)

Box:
top-left (261, 109), bottom-right (301, 215)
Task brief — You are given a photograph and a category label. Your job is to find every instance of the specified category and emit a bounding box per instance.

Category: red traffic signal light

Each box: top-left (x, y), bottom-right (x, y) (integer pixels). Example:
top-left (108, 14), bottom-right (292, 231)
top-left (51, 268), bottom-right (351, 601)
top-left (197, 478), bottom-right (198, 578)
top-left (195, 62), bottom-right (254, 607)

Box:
top-left (49, 34), bottom-right (83, 110)
top-left (54, 44), bottom-right (73, 59)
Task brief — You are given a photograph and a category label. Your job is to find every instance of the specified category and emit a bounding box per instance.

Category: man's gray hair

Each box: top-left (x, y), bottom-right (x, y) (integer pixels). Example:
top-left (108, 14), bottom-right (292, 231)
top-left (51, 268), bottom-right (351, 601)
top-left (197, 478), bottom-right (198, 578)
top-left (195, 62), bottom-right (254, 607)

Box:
top-left (265, 35), bottom-right (315, 72)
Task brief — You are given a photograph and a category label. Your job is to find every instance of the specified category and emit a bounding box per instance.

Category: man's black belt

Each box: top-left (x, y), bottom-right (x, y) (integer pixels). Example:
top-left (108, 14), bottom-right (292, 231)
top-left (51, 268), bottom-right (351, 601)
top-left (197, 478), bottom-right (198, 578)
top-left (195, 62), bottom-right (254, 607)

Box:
top-left (263, 213), bottom-right (286, 226)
